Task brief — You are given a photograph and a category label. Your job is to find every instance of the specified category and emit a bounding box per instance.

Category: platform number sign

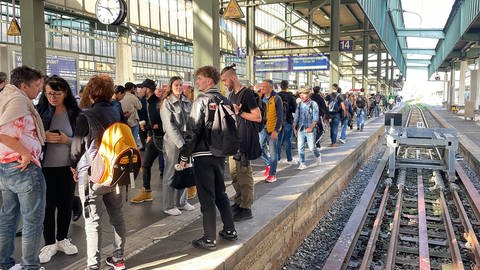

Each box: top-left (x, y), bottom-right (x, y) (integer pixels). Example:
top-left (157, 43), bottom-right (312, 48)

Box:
top-left (236, 47), bottom-right (247, 58)
top-left (339, 40), bottom-right (353, 51)
top-left (417, 122), bottom-right (424, 128)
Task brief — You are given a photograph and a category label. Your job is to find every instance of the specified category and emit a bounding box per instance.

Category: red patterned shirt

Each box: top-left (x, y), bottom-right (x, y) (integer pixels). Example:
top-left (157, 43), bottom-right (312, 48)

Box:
top-left (0, 115), bottom-right (42, 167)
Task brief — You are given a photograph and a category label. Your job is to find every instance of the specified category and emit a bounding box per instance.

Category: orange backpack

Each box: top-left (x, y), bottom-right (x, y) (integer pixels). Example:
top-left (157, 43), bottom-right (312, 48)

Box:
top-left (83, 112), bottom-right (141, 189)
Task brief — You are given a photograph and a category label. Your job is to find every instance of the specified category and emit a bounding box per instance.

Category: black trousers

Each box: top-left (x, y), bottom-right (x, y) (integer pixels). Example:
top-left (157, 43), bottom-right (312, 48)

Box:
top-left (139, 128), bottom-right (147, 149)
top-left (42, 166), bottom-right (76, 245)
top-left (193, 156), bottom-right (235, 240)
top-left (142, 138), bottom-right (164, 190)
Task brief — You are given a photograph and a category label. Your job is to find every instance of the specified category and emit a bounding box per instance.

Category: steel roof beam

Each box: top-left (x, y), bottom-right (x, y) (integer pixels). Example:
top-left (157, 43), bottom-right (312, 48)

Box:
top-left (402, 49), bottom-right (436, 55)
top-left (428, 0), bottom-right (480, 77)
top-left (407, 59), bottom-right (432, 65)
top-left (462, 33), bottom-right (480, 41)
top-left (396, 28), bottom-right (445, 39)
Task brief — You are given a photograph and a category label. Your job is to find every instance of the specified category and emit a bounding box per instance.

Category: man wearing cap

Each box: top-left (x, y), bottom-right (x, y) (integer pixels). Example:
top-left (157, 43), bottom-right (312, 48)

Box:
top-left (131, 79), bottom-right (165, 203)
top-left (293, 88), bottom-right (322, 170)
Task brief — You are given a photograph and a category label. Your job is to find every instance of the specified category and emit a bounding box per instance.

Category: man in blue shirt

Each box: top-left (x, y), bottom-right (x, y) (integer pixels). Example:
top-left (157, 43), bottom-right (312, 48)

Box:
top-left (293, 88), bottom-right (322, 170)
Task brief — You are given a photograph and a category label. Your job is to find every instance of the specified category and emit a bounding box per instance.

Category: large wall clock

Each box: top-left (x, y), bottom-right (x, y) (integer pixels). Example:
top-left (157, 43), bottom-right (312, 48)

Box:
top-left (95, 0), bottom-right (127, 25)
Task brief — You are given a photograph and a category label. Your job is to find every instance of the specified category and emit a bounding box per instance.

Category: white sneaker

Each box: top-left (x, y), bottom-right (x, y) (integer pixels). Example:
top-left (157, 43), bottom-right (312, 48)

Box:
top-left (298, 163), bottom-right (307, 170)
top-left (338, 138), bottom-right (346, 144)
top-left (316, 155), bottom-right (322, 165)
top-left (164, 207), bottom-right (182, 216)
top-left (180, 202), bottom-right (195, 211)
top-left (8, 264), bottom-right (21, 270)
top-left (57, 238), bottom-right (78, 255)
top-left (39, 243), bottom-right (58, 263)
top-left (285, 160), bottom-right (297, 165)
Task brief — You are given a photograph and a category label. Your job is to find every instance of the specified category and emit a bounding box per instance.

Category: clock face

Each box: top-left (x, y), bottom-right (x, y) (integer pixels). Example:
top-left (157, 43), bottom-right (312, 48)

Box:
top-left (95, 0), bottom-right (127, 25)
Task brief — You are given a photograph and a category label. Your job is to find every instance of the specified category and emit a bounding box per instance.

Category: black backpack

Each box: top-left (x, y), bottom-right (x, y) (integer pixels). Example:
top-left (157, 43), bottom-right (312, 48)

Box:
top-left (205, 93), bottom-right (240, 157)
top-left (356, 95), bottom-right (366, 108)
top-left (238, 88), bottom-right (265, 132)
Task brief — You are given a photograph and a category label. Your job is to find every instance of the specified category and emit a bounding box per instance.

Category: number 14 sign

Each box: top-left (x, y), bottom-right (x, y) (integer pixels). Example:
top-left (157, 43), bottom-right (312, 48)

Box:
top-left (339, 40), bottom-right (353, 51)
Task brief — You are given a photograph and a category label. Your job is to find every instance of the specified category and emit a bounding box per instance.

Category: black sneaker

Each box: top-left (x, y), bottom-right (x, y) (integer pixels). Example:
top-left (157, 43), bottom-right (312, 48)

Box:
top-left (231, 203), bottom-right (240, 214)
top-left (233, 207), bottom-right (253, 222)
top-left (192, 236), bottom-right (216, 250)
top-left (219, 229), bottom-right (238, 241)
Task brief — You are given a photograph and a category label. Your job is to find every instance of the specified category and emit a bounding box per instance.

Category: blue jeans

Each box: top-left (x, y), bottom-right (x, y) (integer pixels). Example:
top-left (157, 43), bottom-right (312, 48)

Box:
top-left (374, 105), bottom-right (380, 117)
top-left (297, 129), bottom-right (320, 164)
top-left (277, 123), bottom-right (293, 162)
top-left (356, 108), bottom-right (366, 129)
top-left (130, 124), bottom-right (141, 148)
top-left (0, 163), bottom-right (46, 270)
top-left (259, 129), bottom-right (278, 176)
top-left (340, 117), bottom-right (349, 140)
top-left (329, 116), bottom-right (340, 144)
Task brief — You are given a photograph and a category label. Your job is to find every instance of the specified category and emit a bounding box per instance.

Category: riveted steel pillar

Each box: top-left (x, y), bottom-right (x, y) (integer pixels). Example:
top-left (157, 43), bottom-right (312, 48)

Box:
top-left (193, 0), bottom-right (220, 70)
top-left (362, 19), bottom-right (369, 91)
top-left (458, 60), bottom-right (467, 106)
top-left (246, 0), bottom-right (255, 85)
top-left (20, 0), bottom-right (46, 73)
top-left (329, 0), bottom-right (340, 87)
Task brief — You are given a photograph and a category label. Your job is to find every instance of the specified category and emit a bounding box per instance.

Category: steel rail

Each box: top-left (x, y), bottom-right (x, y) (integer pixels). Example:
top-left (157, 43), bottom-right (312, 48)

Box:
top-left (434, 170), bottom-right (465, 270)
top-left (416, 168), bottom-right (431, 270)
top-left (455, 161), bottom-right (480, 222)
top-left (385, 169), bottom-right (406, 270)
top-left (359, 179), bottom-right (392, 270)
top-left (322, 151), bottom-right (389, 270)
top-left (451, 185), bottom-right (480, 267)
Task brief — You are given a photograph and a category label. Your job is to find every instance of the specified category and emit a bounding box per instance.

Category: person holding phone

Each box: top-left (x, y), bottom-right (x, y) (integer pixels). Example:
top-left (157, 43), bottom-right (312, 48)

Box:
top-left (36, 75), bottom-right (81, 263)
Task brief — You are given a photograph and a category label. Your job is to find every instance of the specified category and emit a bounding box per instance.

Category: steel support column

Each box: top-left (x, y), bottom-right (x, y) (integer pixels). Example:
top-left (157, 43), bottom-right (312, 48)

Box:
top-left (458, 60), bottom-right (467, 106)
top-left (385, 54), bottom-right (390, 94)
top-left (390, 58), bottom-right (394, 94)
top-left (193, 0), bottom-right (220, 70)
top-left (307, 11), bottom-right (313, 87)
top-left (449, 63), bottom-right (456, 109)
top-left (115, 31), bottom-right (133, 85)
top-left (20, 0), bottom-right (46, 73)
top-left (376, 42), bottom-right (382, 95)
top-left (329, 0), bottom-right (340, 87)
top-left (362, 19), bottom-right (369, 91)
top-left (246, 0), bottom-right (255, 84)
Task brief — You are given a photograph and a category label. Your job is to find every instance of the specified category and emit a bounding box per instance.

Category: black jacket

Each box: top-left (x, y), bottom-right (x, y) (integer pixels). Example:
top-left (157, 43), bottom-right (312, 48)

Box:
top-left (278, 91), bottom-right (297, 124)
top-left (71, 101), bottom-right (123, 167)
top-left (180, 89), bottom-right (222, 159)
top-left (311, 93), bottom-right (327, 117)
top-left (146, 94), bottom-right (164, 137)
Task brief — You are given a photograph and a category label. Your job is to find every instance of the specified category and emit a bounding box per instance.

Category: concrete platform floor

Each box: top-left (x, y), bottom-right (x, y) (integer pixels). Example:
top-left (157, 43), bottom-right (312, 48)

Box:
top-left (6, 112), bottom-right (388, 270)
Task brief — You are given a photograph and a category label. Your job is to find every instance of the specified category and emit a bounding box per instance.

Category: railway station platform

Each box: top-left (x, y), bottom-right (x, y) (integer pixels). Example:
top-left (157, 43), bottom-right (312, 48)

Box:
top-left (12, 113), bottom-right (390, 270)
top-left (428, 106), bottom-right (480, 176)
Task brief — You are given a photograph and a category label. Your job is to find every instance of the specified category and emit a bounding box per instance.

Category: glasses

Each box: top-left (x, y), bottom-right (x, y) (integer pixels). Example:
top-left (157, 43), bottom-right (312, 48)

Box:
top-left (46, 92), bottom-right (64, 98)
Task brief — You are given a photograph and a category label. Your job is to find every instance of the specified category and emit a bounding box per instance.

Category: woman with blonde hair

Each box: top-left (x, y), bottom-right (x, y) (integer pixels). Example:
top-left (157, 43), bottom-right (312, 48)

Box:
top-left (160, 76), bottom-right (194, 216)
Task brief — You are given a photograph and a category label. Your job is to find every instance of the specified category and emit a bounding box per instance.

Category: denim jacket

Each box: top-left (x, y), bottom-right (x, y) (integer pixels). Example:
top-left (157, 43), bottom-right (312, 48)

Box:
top-left (293, 99), bottom-right (319, 131)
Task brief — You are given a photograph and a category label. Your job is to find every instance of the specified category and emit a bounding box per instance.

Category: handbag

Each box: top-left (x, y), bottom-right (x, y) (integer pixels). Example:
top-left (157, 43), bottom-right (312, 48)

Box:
top-left (171, 165), bottom-right (195, 189)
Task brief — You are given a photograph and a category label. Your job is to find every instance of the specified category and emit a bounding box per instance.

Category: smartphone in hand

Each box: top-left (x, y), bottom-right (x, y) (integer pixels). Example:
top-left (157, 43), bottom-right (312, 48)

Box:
top-left (50, 129), bottom-right (61, 134)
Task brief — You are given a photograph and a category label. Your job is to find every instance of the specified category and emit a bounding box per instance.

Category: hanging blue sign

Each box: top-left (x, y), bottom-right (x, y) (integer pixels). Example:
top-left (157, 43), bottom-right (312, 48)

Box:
top-left (255, 57), bottom-right (290, 72)
top-left (339, 40), bottom-right (353, 51)
top-left (236, 47), bottom-right (247, 58)
top-left (291, 55), bottom-right (329, 71)
top-left (15, 52), bottom-right (78, 95)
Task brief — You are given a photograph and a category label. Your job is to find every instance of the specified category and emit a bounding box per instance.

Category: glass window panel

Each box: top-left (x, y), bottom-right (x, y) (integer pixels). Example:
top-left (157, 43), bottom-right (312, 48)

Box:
top-left (129, 0), bottom-right (139, 25)
top-left (169, 0), bottom-right (178, 36)
top-left (160, 0), bottom-right (169, 33)
top-left (178, 0), bottom-right (186, 38)
top-left (150, 0), bottom-right (160, 31)
top-left (139, 0), bottom-right (150, 28)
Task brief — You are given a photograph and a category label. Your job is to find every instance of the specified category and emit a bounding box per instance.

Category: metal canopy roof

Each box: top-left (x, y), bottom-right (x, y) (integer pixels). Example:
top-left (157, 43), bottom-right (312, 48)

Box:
top-left (230, 0), bottom-right (407, 75)
top-left (428, 0), bottom-right (480, 77)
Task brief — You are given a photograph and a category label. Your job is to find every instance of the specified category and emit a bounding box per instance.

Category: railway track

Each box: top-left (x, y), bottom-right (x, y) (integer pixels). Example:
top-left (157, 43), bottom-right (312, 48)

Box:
top-left (323, 105), bottom-right (480, 270)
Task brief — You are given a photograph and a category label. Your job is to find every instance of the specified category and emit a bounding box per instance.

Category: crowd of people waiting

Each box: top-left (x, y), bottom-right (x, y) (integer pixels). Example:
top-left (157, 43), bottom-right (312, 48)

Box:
top-left (0, 65), bottom-right (397, 270)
